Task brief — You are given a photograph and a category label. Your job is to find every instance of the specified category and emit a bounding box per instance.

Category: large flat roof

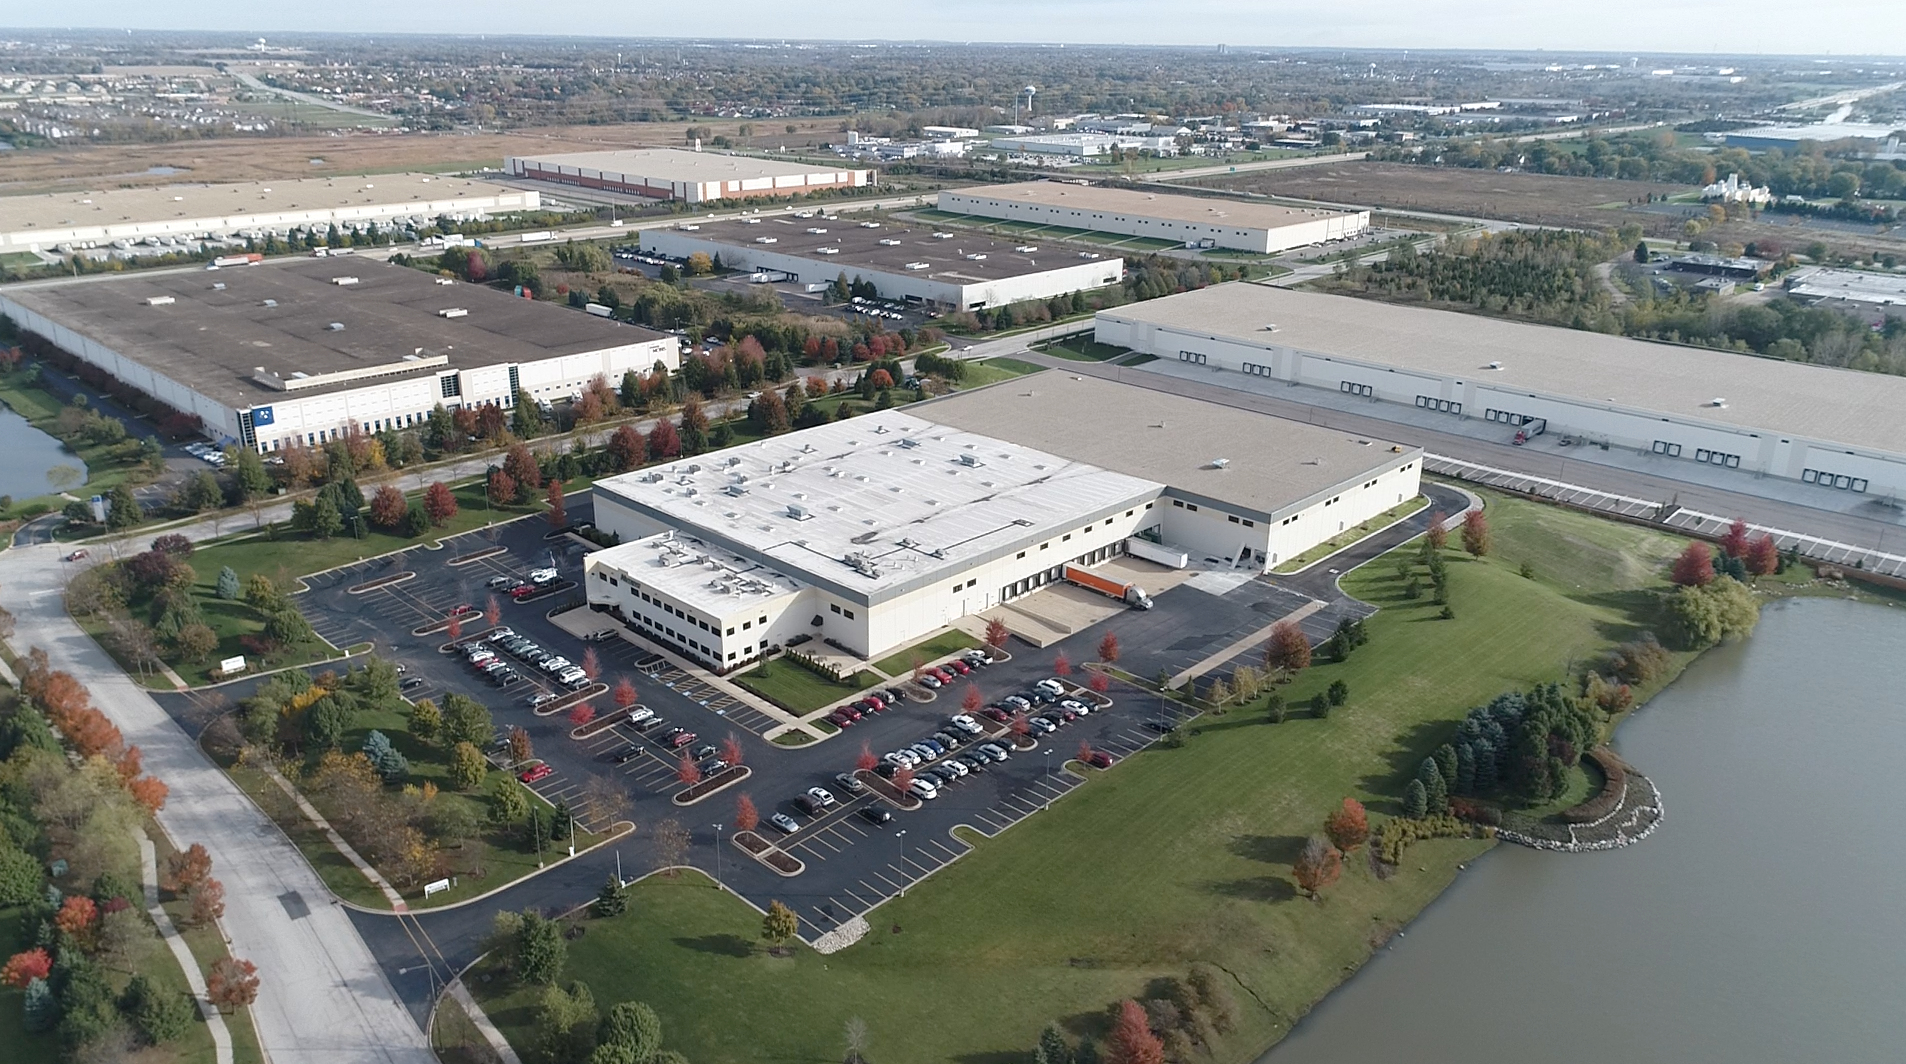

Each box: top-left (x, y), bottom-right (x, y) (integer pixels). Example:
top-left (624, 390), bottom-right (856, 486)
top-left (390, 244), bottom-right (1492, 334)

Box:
top-left (594, 410), bottom-right (1161, 599)
top-left (651, 215), bottom-right (1113, 283)
top-left (918, 373), bottom-right (1414, 516)
top-left (509, 148), bottom-right (862, 182)
top-left (600, 530), bottom-right (804, 617)
top-left (0, 258), bottom-right (667, 407)
top-left (0, 173), bottom-right (526, 238)
top-left (1104, 283), bottom-right (1906, 456)
top-left (945, 182), bottom-right (1363, 230)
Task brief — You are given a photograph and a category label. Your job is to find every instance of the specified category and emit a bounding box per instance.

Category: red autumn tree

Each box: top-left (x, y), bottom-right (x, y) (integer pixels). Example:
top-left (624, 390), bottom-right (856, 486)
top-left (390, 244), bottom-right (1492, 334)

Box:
top-left (734, 794), bottom-right (758, 832)
top-left (422, 481), bottom-right (458, 527)
top-left (1745, 534), bottom-right (1780, 577)
top-left (1107, 998), bottom-right (1165, 1064)
top-left (445, 615), bottom-right (463, 641)
top-left (856, 744), bottom-right (878, 772)
top-left (487, 469), bottom-right (517, 507)
top-left (114, 745), bottom-right (143, 783)
top-left (485, 596), bottom-right (502, 627)
top-left (1324, 798), bottom-right (1370, 854)
top-left (1009, 711), bottom-right (1030, 739)
top-left (207, 957), bottom-right (260, 1012)
top-left (1671, 541), bottom-right (1715, 587)
top-left (368, 485), bottom-right (408, 530)
top-left (56, 896), bottom-right (99, 946)
top-left (580, 646), bottom-right (600, 680)
top-left (546, 480), bottom-right (568, 529)
top-left (1460, 509), bottom-right (1492, 557)
top-left (869, 368), bottom-right (894, 390)
top-left (1, 948), bottom-right (53, 989)
top-left (1425, 510), bottom-right (1449, 550)
top-left (677, 753), bottom-right (702, 786)
top-left (720, 734), bottom-right (744, 767)
top-left (1264, 620), bottom-right (1312, 676)
top-left (1087, 672), bottom-right (1111, 694)
top-left (1077, 740), bottom-right (1095, 762)
top-left (127, 775), bottom-right (169, 815)
top-left (568, 704), bottom-right (596, 726)
top-left (190, 877), bottom-right (226, 926)
top-left (891, 766), bottom-right (915, 792)
top-left (984, 617), bottom-right (1011, 650)
top-left (647, 418), bottom-right (681, 460)
top-left (1053, 651), bottom-right (1072, 677)
top-left (961, 684), bottom-right (983, 714)
top-left (1720, 517), bottom-right (1750, 559)
top-left (612, 676), bottom-right (637, 709)
top-left (1292, 835), bottom-right (1343, 897)
top-left (1098, 631), bottom-right (1120, 663)
top-left (607, 425), bottom-right (646, 472)
top-left (164, 842), bottom-right (213, 893)
top-left (502, 444), bottom-right (542, 491)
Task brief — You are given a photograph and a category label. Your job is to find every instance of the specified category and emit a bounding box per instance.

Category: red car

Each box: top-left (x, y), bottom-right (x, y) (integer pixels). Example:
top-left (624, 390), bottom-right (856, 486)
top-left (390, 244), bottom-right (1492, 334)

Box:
top-left (982, 707), bottom-right (1011, 723)
top-left (1087, 751), bottom-right (1114, 769)
top-left (827, 709), bottom-right (856, 728)
top-left (861, 695), bottom-right (887, 711)
top-left (948, 659), bottom-right (972, 675)
top-left (509, 585), bottom-right (538, 600)
top-left (667, 731), bottom-right (698, 748)
top-left (930, 668), bottom-right (955, 684)
top-left (447, 603), bottom-right (477, 617)
top-left (518, 763), bottom-right (554, 783)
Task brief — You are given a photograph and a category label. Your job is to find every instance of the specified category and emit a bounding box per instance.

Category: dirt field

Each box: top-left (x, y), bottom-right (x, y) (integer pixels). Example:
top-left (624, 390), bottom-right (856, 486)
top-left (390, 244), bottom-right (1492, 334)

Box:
top-left (0, 118), bottom-right (836, 194)
top-left (1191, 161), bottom-right (1694, 233)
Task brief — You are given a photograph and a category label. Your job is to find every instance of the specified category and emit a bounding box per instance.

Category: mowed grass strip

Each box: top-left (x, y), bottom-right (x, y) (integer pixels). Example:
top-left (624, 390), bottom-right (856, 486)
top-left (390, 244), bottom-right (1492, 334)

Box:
top-left (471, 491), bottom-right (1694, 1064)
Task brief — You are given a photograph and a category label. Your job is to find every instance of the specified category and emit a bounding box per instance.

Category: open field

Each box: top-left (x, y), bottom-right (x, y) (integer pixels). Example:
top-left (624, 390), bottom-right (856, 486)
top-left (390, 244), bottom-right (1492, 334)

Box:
top-left (470, 488), bottom-right (1700, 1064)
top-left (1192, 161), bottom-right (1695, 233)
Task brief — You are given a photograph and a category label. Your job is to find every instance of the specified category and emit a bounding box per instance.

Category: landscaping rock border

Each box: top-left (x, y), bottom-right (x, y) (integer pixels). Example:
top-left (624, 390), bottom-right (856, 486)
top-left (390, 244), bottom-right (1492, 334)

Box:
top-left (855, 768), bottom-right (922, 810)
top-left (732, 830), bottom-right (804, 876)
top-left (673, 764), bottom-right (751, 806)
top-left (534, 683), bottom-right (609, 717)
top-left (434, 624), bottom-right (498, 648)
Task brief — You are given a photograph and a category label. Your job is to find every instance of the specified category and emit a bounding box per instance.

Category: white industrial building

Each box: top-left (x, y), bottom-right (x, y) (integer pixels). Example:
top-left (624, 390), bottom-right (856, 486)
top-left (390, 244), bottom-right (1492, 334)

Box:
top-left (0, 174), bottom-right (540, 253)
top-left (0, 258), bottom-right (678, 452)
top-left (989, 133), bottom-right (1177, 157)
top-left (504, 148), bottom-right (874, 205)
top-left (640, 216), bottom-right (1122, 311)
top-left (1099, 283), bottom-right (1906, 498)
top-left (939, 183), bottom-right (1369, 253)
top-left (586, 375), bottom-right (1420, 668)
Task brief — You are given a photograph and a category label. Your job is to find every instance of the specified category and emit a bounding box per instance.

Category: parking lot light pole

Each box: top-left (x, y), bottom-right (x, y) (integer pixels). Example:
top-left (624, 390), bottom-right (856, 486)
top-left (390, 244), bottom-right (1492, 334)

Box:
top-left (712, 823), bottom-right (724, 887)
top-left (895, 829), bottom-right (908, 897)
top-left (1044, 749), bottom-right (1052, 810)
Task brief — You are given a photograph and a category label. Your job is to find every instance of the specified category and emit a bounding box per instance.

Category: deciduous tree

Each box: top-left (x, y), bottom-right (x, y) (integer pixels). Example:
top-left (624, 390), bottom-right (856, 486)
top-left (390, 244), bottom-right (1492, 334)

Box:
top-left (761, 900), bottom-right (800, 949)
top-left (720, 734), bottom-right (744, 767)
top-left (1, 948), bottom-right (51, 989)
top-left (984, 617), bottom-right (1011, 650)
top-left (580, 646), bottom-right (600, 680)
top-left (1263, 621), bottom-right (1311, 676)
top-left (1721, 517), bottom-right (1750, 559)
top-left (368, 485), bottom-right (407, 530)
top-left (1087, 672), bottom-right (1111, 694)
top-left (189, 877), bottom-right (226, 925)
top-left (163, 843), bottom-right (213, 893)
top-left (1745, 534), bottom-right (1780, 577)
top-left (1461, 509), bottom-right (1492, 557)
top-left (206, 957), bottom-right (260, 1012)
top-left (647, 418), bottom-right (681, 460)
top-left (450, 742), bottom-right (486, 791)
top-left (676, 754), bottom-right (702, 786)
top-left (613, 676), bottom-right (638, 709)
top-left (1106, 998), bottom-right (1164, 1064)
top-left (546, 480), bottom-right (567, 529)
top-left (856, 744), bottom-right (878, 772)
top-left (734, 794), bottom-right (758, 832)
top-left (1098, 631), bottom-right (1120, 663)
top-left (1424, 510), bottom-right (1449, 550)
top-left (1670, 541), bottom-right (1716, 587)
top-left (508, 726), bottom-right (533, 765)
top-left (1053, 651), bottom-right (1072, 677)
top-left (961, 683), bottom-right (983, 713)
top-left (488, 469), bottom-right (517, 508)
top-left (607, 425), bottom-right (646, 472)
top-left (1291, 835), bottom-right (1342, 897)
top-left (1324, 798), bottom-right (1369, 854)
top-left (423, 482), bottom-right (458, 527)
top-left (503, 444), bottom-right (542, 493)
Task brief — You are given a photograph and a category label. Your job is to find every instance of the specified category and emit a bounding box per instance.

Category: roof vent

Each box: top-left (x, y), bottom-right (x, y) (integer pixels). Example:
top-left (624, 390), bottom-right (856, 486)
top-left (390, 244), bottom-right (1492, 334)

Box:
top-left (905, 262), bottom-right (931, 271)
top-left (261, 299), bottom-right (277, 307)
top-left (145, 295), bottom-right (175, 306)
top-left (438, 308), bottom-right (468, 318)
top-left (1710, 397), bottom-right (1727, 407)
top-left (805, 227), bottom-right (828, 234)
top-left (330, 276), bottom-right (358, 286)
top-left (1209, 457), bottom-right (1231, 469)
top-left (327, 322), bottom-right (345, 331)
top-left (1263, 323), bottom-right (1279, 332)
top-left (958, 452), bottom-right (982, 467)
top-left (787, 504), bottom-right (812, 520)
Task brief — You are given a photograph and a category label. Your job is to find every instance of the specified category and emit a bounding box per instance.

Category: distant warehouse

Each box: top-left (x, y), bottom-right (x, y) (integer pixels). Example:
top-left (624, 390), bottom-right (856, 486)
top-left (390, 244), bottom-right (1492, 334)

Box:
top-left (1098, 283), bottom-right (1906, 498)
top-left (939, 183), bottom-right (1368, 253)
top-left (0, 259), bottom-right (678, 453)
top-left (640, 216), bottom-right (1122, 310)
top-left (504, 148), bottom-right (874, 205)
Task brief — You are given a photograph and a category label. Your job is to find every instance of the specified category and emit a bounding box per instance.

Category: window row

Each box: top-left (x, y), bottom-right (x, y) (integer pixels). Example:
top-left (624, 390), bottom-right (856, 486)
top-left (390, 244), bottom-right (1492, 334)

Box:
top-left (1415, 395), bottom-right (1461, 414)
top-left (1242, 361), bottom-right (1274, 377)
top-left (1696, 448), bottom-right (1741, 468)
top-left (1484, 408), bottom-right (1534, 426)
top-left (828, 602), bottom-right (858, 620)
top-left (1340, 381), bottom-right (1373, 398)
top-left (1178, 351), bottom-right (1208, 365)
top-left (1803, 469), bottom-right (1869, 492)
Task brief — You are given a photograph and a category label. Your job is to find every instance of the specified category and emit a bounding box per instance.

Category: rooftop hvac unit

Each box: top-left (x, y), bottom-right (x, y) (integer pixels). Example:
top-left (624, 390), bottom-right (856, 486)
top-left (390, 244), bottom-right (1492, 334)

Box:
top-left (816, 247), bottom-right (840, 255)
top-left (958, 452), bottom-right (982, 466)
top-left (1209, 457), bottom-right (1230, 468)
top-left (859, 221), bottom-right (881, 228)
top-left (211, 282), bottom-right (226, 291)
top-left (878, 238), bottom-right (902, 246)
top-left (1015, 245), bottom-right (1040, 253)
top-left (806, 227), bottom-right (829, 234)
top-left (1487, 360), bottom-right (1502, 369)
top-left (679, 223), bottom-right (700, 230)
top-left (787, 503), bottom-right (812, 520)
top-left (327, 322), bottom-right (345, 331)
top-left (1710, 397), bottom-right (1727, 407)
top-left (435, 278), bottom-right (455, 286)
top-left (905, 262), bottom-right (931, 271)
top-left (330, 276), bottom-right (359, 285)
top-left (933, 232), bottom-right (954, 239)
top-left (261, 299), bottom-right (277, 307)
top-left (754, 236), bottom-right (778, 244)
top-left (438, 308), bottom-right (468, 318)
top-left (964, 253), bottom-right (987, 261)
top-left (145, 296), bottom-right (176, 306)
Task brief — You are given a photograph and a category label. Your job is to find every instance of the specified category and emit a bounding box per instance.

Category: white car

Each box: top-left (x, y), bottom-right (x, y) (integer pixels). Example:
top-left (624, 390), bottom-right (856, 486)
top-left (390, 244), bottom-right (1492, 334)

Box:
top-left (908, 778), bottom-right (939, 801)
top-left (1035, 678), bottom-right (1065, 697)
top-left (626, 706), bottom-right (655, 724)
top-left (1060, 699), bottom-right (1091, 716)
top-left (806, 786), bottom-right (837, 807)
top-left (770, 813), bottom-right (801, 834)
top-left (528, 567), bottom-right (560, 584)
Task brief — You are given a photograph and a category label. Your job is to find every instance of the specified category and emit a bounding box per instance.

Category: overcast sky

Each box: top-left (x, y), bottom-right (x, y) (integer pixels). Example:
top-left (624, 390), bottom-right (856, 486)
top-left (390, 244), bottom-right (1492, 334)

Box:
top-left (7, 1), bottom-right (1906, 57)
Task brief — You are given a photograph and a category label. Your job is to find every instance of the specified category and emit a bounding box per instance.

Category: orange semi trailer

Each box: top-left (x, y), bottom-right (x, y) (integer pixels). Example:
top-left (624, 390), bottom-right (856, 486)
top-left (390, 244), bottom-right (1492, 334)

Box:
top-left (1062, 564), bottom-right (1154, 610)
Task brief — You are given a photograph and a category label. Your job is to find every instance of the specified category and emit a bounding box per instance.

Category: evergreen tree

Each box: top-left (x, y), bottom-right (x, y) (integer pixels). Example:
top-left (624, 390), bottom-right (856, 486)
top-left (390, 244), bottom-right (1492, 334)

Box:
top-left (22, 976), bottom-right (56, 1032)
top-left (552, 799), bottom-right (573, 842)
top-left (515, 911), bottom-right (566, 986)
top-left (593, 875), bottom-right (628, 918)
top-left (1402, 777), bottom-right (1428, 819)
top-left (215, 566), bottom-right (241, 600)
top-left (1433, 743), bottom-right (1458, 788)
top-left (1423, 770), bottom-right (1450, 816)
top-left (1036, 1021), bottom-right (1074, 1064)
top-left (513, 389), bottom-right (544, 437)
top-left (1454, 742), bottom-right (1477, 794)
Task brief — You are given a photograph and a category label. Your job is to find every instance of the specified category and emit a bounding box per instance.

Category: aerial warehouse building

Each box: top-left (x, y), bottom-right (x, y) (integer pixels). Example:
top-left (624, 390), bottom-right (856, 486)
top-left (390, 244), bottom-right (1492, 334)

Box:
top-left (939, 182), bottom-right (1368, 253)
top-left (583, 375), bottom-right (1419, 669)
top-left (0, 258), bottom-right (678, 452)
top-left (503, 148), bottom-right (874, 205)
top-left (1098, 283), bottom-right (1906, 499)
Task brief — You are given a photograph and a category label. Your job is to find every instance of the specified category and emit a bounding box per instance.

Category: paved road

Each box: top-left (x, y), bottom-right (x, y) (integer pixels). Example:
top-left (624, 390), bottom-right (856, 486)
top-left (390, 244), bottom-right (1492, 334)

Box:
top-left (1140, 151), bottom-right (1371, 183)
top-left (0, 544), bottom-right (435, 1064)
top-left (1007, 350), bottom-right (1906, 556)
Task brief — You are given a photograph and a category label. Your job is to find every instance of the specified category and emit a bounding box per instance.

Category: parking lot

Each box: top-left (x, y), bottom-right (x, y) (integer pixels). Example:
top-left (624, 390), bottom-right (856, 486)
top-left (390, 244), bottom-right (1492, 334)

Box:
top-left (182, 492), bottom-right (1370, 950)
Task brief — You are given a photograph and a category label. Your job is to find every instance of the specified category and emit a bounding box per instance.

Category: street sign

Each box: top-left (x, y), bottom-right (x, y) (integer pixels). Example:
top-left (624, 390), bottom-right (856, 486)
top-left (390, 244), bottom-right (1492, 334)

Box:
top-left (219, 655), bottom-right (247, 675)
top-left (423, 878), bottom-right (451, 897)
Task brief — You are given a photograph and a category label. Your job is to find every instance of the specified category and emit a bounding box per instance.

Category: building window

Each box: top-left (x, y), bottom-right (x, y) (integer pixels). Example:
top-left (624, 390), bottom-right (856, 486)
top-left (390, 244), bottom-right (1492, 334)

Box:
top-left (1017, 551), bottom-right (1026, 559)
top-left (1228, 515), bottom-right (1240, 524)
top-left (1415, 395), bottom-right (1461, 414)
top-left (829, 604), bottom-right (841, 615)
top-left (1695, 448), bottom-right (1741, 468)
top-left (1341, 381), bottom-right (1374, 398)
top-left (1242, 361), bottom-right (1274, 377)
top-left (843, 608), bottom-right (855, 620)
top-left (726, 627), bottom-right (735, 635)
top-left (1178, 351), bottom-right (1208, 365)
top-left (1172, 500), bottom-right (1184, 508)
top-left (1652, 441), bottom-right (1683, 457)
top-left (1803, 468), bottom-right (1868, 492)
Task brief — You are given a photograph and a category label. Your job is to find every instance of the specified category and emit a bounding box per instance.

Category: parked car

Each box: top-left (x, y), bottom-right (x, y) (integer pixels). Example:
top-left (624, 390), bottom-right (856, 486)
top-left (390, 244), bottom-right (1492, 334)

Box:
top-left (908, 778), bottom-right (939, 801)
top-left (666, 730), bottom-right (698, 748)
top-left (614, 747), bottom-right (643, 764)
top-left (693, 745), bottom-right (717, 761)
top-left (806, 786), bottom-right (837, 807)
top-left (859, 808), bottom-right (893, 825)
top-left (1060, 699), bottom-right (1091, 716)
top-left (633, 717), bottom-right (666, 733)
top-left (518, 763), bottom-right (554, 783)
top-left (1145, 719), bottom-right (1179, 734)
top-left (834, 772), bottom-right (866, 794)
top-left (917, 673), bottom-right (943, 689)
top-left (874, 763), bottom-right (900, 780)
top-left (963, 649), bottom-right (993, 666)
top-left (793, 795), bottom-right (823, 816)
top-left (930, 668), bottom-right (955, 684)
top-left (1003, 695), bottom-right (1031, 712)
top-left (1035, 678), bottom-right (1065, 697)
top-left (400, 677), bottom-right (426, 691)
top-left (528, 693), bottom-right (557, 708)
top-left (485, 576), bottom-right (517, 590)
top-left (978, 742), bottom-right (1010, 762)
top-left (884, 687), bottom-right (908, 705)
top-left (64, 549), bottom-right (89, 562)
top-left (447, 603), bottom-right (477, 618)
top-left (488, 626), bottom-right (515, 640)
top-left (770, 813), bottom-right (801, 834)
top-left (1087, 751), bottom-right (1115, 769)
top-left (947, 659), bottom-right (971, 675)
top-left (826, 710), bottom-right (855, 728)
top-left (528, 567), bottom-right (560, 585)
top-left (626, 706), bottom-right (655, 724)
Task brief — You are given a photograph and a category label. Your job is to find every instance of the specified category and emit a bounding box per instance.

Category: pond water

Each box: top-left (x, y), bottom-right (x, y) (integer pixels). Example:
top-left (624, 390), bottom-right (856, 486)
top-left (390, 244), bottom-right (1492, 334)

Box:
top-left (1266, 596), bottom-right (1906, 1064)
top-left (0, 405), bottom-right (88, 501)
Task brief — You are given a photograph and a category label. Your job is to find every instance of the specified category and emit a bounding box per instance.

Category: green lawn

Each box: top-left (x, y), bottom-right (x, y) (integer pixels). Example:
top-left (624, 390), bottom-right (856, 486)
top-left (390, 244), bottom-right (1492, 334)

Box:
top-left (1271, 495), bottom-right (1432, 573)
top-left (734, 659), bottom-right (881, 714)
top-left (960, 358), bottom-right (1045, 386)
top-left (471, 489), bottom-right (1701, 1064)
top-left (870, 628), bottom-right (978, 677)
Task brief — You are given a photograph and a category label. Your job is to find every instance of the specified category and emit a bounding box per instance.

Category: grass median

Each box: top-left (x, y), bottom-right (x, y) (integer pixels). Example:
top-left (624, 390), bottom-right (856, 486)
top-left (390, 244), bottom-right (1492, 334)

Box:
top-left (469, 488), bottom-right (1699, 1064)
